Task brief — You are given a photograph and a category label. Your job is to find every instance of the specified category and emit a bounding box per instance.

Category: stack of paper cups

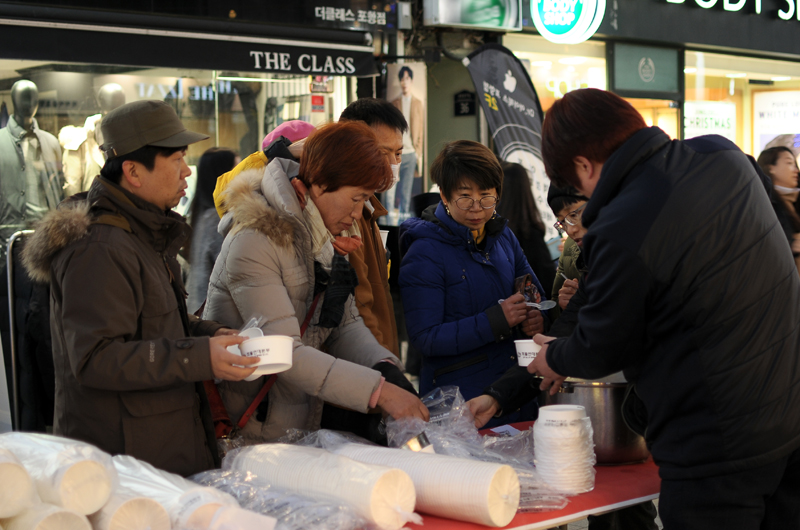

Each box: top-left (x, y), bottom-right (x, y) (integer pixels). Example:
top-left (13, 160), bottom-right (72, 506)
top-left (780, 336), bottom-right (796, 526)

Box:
top-left (228, 444), bottom-right (416, 530)
top-left (88, 492), bottom-right (171, 530)
top-left (333, 444), bottom-right (520, 527)
top-left (533, 405), bottom-right (596, 495)
top-left (0, 448), bottom-right (35, 518)
top-left (2, 504), bottom-right (90, 530)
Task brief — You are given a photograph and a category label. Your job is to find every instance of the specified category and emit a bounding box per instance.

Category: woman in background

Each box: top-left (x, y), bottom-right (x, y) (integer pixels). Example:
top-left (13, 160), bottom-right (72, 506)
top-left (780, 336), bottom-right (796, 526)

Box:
top-left (757, 146), bottom-right (800, 275)
top-left (187, 147), bottom-right (238, 313)
top-left (497, 162), bottom-right (556, 292)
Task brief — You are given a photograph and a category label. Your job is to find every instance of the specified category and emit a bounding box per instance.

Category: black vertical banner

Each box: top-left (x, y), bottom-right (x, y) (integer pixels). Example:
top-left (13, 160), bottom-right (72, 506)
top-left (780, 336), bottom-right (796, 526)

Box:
top-left (464, 43), bottom-right (558, 239)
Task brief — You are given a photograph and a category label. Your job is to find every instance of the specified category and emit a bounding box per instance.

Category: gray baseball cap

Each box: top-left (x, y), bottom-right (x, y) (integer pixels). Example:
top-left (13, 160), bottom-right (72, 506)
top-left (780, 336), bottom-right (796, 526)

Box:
top-left (99, 100), bottom-right (208, 158)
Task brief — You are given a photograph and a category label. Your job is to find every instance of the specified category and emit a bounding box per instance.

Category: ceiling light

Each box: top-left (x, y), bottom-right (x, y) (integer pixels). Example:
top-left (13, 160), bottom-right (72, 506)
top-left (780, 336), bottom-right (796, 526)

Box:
top-left (558, 57), bottom-right (587, 65)
top-left (216, 76), bottom-right (303, 83)
top-left (771, 76), bottom-right (792, 81)
top-left (684, 67), bottom-right (697, 74)
top-left (725, 73), bottom-right (747, 78)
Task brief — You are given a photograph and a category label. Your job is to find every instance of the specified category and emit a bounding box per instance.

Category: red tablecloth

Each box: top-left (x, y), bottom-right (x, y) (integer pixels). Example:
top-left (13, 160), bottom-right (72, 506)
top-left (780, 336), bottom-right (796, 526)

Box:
top-left (405, 422), bottom-right (661, 530)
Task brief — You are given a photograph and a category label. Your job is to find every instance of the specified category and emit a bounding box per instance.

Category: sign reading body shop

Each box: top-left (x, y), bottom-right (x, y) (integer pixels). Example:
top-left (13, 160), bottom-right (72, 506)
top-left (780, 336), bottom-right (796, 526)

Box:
top-left (531, 0), bottom-right (606, 44)
top-left (666, 0), bottom-right (800, 21)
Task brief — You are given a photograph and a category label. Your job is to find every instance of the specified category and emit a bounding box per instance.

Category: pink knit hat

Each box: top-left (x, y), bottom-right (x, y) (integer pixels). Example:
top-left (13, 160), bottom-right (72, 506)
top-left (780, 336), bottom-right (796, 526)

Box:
top-left (261, 120), bottom-right (315, 150)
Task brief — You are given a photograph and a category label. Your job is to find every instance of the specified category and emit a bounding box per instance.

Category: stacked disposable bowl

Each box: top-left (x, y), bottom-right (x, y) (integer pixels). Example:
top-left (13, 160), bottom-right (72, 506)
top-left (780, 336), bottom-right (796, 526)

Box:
top-left (533, 405), bottom-right (596, 495)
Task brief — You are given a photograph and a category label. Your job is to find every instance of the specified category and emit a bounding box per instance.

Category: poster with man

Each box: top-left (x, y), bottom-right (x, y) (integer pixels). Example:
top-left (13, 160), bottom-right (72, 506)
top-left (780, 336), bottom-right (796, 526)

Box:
top-left (385, 63), bottom-right (426, 222)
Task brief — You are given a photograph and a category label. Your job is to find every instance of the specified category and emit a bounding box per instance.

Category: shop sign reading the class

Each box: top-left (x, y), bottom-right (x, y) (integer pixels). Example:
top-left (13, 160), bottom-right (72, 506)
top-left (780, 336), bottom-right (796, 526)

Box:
top-left (249, 50), bottom-right (357, 74)
top-left (666, 0), bottom-right (800, 21)
top-left (531, 0), bottom-right (606, 44)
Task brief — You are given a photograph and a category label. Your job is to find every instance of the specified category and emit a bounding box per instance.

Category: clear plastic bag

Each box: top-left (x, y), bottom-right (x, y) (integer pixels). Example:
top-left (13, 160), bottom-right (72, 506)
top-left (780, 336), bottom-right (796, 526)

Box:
top-left (111, 455), bottom-right (273, 530)
top-left (190, 469), bottom-right (366, 530)
top-left (0, 432), bottom-right (118, 515)
top-left (291, 429), bottom-right (376, 450)
top-left (222, 444), bottom-right (420, 530)
top-left (385, 387), bottom-right (569, 512)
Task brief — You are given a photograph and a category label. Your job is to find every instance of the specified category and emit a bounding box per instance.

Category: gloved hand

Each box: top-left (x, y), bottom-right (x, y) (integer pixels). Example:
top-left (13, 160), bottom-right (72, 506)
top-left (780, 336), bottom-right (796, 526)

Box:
top-left (372, 361), bottom-right (418, 396)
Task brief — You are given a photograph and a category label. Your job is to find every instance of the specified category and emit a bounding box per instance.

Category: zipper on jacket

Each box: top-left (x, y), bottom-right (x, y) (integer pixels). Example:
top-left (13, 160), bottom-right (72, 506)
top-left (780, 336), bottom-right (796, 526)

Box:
top-left (432, 354), bottom-right (489, 383)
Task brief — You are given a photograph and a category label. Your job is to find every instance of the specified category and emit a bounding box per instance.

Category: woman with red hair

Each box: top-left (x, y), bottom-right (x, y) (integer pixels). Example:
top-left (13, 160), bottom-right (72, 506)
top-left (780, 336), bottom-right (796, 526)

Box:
top-left (204, 121), bottom-right (428, 443)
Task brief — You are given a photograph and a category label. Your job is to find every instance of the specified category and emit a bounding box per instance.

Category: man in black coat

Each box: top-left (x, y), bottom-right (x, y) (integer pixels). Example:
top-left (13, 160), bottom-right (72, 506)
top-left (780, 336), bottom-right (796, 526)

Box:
top-left (527, 89), bottom-right (800, 529)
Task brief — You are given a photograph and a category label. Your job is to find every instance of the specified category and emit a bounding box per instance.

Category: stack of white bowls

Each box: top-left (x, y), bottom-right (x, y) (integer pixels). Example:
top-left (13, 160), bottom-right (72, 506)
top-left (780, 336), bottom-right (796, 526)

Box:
top-left (533, 405), bottom-right (596, 495)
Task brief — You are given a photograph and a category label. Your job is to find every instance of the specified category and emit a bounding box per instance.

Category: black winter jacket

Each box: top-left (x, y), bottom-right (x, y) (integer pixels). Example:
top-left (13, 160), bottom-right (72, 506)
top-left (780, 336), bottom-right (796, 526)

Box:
top-left (547, 127), bottom-right (800, 480)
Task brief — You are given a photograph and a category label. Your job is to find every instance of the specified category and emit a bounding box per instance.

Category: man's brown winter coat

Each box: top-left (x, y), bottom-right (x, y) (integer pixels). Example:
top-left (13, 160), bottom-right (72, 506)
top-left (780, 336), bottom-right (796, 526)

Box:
top-left (23, 177), bottom-right (223, 476)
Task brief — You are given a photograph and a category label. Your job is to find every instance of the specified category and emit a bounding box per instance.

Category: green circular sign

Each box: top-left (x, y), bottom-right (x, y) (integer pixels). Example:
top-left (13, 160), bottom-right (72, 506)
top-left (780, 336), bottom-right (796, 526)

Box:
top-left (531, 0), bottom-right (605, 44)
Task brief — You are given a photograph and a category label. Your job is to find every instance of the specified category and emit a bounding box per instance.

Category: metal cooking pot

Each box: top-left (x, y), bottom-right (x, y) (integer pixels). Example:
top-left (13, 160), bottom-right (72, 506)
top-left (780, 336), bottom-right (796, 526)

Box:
top-left (543, 379), bottom-right (649, 465)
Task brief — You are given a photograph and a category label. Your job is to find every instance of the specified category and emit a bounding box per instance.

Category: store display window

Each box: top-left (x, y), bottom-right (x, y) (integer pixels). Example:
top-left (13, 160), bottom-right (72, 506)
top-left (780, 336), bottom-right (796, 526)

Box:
top-left (685, 51), bottom-right (800, 157)
top-left (0, 59), bottom-right (352, 199)
top-left (505, 36), bottom-right (686, 140)
top-left (504, 34), bottom-right (606, 112)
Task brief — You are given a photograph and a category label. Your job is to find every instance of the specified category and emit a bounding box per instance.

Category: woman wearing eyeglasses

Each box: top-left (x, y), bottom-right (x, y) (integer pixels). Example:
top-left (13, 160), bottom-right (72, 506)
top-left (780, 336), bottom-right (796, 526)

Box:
top-left (399, 140), bottom-right (546, 425)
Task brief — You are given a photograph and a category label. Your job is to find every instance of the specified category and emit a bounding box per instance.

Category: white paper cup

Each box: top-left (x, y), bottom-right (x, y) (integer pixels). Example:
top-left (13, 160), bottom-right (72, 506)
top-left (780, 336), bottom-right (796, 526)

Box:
top-left (240, 335), bottom-right (293, 380)
top-left (379, 229), bottom-right (389, 249)
top-left (514, 339), bottom-right (541, 366)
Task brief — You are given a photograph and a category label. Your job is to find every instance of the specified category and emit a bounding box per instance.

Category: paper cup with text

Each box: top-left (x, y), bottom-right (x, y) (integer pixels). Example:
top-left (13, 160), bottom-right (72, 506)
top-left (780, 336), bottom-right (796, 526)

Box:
top-left (515, 339), bottom-right (541, 367)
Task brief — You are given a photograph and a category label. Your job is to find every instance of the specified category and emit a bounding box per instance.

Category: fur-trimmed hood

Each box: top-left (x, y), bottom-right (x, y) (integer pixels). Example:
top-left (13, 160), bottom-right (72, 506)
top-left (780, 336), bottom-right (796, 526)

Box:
top-left (22, 201), bottom-right (92, 283)
top-left (216, 159), bottom-right (301, 248)
top-left (23, 178), bottom-right (189, 284)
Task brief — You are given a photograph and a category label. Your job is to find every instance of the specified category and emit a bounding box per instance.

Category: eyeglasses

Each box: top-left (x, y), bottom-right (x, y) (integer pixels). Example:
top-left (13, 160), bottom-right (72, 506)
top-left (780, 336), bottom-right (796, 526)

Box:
top-left (454, 196), bottom-right (498, 210)
top-left (553, 203), bottom-right (586, 232)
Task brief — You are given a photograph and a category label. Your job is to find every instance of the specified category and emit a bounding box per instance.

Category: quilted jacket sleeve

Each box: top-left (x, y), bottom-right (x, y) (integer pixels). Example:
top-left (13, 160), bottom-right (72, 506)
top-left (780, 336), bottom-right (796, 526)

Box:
top-left (223, 230), bottom-right (382, 413)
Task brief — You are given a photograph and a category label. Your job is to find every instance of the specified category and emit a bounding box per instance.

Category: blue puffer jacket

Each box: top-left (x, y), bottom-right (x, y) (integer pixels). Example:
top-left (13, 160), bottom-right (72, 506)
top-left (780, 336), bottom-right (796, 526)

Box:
top-left (399, 202), bottom-right (545, 404)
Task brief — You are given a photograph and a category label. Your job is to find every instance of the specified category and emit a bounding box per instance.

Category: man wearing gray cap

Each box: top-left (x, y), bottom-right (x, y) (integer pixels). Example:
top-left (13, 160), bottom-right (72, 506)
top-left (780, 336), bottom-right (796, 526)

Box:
top-left (23, 100), bottom-right (258, 476)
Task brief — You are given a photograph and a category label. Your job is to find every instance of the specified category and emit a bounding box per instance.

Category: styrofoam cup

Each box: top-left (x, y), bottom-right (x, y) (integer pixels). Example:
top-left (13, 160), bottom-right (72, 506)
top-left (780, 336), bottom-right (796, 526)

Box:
top-left (379, 230), bottom-right (389, 249)
top-left (514, 339), bottom-right (541, 366)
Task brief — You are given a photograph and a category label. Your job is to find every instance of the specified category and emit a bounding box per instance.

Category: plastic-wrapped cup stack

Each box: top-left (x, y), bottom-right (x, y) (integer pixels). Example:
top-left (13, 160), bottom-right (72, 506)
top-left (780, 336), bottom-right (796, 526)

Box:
top-left (533, 405), bottom-right (596, 495)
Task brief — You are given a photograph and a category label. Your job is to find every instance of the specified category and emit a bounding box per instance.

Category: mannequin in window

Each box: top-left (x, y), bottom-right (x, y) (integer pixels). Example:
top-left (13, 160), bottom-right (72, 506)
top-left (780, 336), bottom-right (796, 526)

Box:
top-left (0, 79), bottom-right (63, 253)
top-left (59, 83), bottom-right (125, 195)
top-left (0, 79), bottom-right (63, 431)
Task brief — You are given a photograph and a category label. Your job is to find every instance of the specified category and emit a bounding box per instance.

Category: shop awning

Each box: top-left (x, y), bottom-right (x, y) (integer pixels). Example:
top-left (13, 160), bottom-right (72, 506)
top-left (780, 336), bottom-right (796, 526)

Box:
top-left (0, 17), bottom-right (378, 77)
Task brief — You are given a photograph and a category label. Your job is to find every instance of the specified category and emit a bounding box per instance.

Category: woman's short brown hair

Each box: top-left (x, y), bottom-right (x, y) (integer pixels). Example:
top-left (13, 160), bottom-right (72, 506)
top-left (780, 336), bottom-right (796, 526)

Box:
top-left (542, 89), bottom-right (647, 189)
top-left (431, 140), bottom-right (503, 200)
top-left (299, 120), bottom-right (392, 193)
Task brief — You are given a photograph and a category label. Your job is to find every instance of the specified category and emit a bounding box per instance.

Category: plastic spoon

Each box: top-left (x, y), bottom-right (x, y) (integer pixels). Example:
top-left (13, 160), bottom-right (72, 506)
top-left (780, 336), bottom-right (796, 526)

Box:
top-left (497, 299), bottom-right (557, 310)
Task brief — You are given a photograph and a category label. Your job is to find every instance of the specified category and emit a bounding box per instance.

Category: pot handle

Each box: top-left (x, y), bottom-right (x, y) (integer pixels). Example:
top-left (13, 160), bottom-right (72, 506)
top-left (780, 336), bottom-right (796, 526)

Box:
top-left (556, 381), bottom-right (575, 394)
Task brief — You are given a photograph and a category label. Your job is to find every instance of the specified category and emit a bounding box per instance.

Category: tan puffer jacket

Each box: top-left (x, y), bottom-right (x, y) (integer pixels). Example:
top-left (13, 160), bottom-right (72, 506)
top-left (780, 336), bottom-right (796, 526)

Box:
top-left (203, 158), bottom-right (398, 442)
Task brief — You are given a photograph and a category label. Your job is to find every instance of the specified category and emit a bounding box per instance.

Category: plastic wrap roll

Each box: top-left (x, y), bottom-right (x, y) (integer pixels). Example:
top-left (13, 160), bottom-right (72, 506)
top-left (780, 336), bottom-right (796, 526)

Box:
top-left (0, 448), bottom-right (36, 518)
top-left (88, 490), bottom-right (171, 530)
top-left (333, 444), bottom-right (520, 527)
top-left (1, 503), bottom-right (90, 530)
top-left (0, 433), bottom-right (116, 515)
top-left (112, 456), bottom-right (275, 530)
top-left (228, 444), bottom-right (417, 530)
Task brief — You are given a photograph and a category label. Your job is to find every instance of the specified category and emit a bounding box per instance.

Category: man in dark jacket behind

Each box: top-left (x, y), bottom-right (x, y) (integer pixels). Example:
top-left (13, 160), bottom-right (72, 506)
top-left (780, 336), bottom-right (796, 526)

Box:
top-left (22, 100), bottom-right (258, 476)
top-left (528, 89), bottom-right (800, 529)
